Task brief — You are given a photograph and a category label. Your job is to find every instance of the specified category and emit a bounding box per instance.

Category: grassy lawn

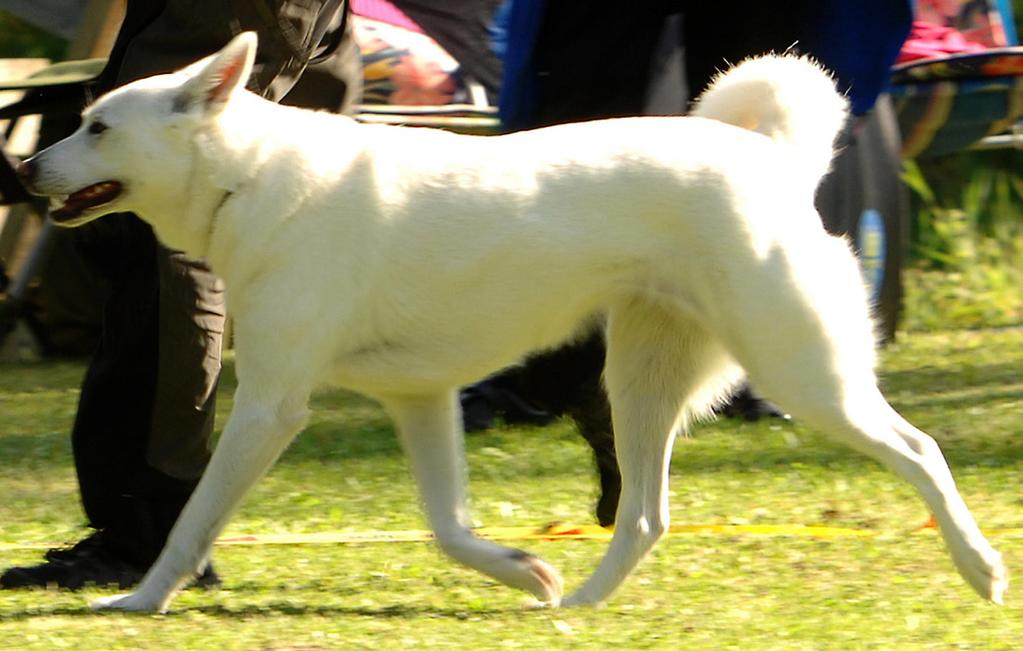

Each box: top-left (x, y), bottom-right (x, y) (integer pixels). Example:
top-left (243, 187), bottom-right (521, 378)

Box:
top-left (0, 328), bottom-right (1020, 649)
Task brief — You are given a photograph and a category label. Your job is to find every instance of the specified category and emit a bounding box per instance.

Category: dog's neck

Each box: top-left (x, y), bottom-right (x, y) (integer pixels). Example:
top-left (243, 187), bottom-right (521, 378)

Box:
top-left (141, 93), bottom-right (361, 288)
top-left (145, 96), bottom-right (268, 263)
top-left (143, 170), bottom-right (243, 265)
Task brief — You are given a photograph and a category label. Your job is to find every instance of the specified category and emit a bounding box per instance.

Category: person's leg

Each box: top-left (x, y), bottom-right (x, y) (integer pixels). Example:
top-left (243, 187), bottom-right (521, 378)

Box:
top-left (530, 3), bottom-right (667, 126)
top-left (1, 218), bottom-right (222, 589)
top-left (3, 0), bottom-right (359, 592)
top-left (2, 215), bottom-right (161, 589)
top-left (117, 249), bottom-right (224, 571)
top-left (71, 215), bottom-right (161, 544)
top-left (103, 246), bottom-right (224, 571)
top-left (143, 251), bottom-right (222, 488)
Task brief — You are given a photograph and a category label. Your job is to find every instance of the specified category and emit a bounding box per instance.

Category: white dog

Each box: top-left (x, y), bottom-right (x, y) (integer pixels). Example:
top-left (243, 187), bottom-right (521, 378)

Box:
top-left (18, 33), bottom-right (1006, 611)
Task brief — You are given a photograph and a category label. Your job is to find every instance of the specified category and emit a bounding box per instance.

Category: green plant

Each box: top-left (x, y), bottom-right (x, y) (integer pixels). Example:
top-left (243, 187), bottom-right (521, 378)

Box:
top-left (901, 156), bottom-right (1023, 331)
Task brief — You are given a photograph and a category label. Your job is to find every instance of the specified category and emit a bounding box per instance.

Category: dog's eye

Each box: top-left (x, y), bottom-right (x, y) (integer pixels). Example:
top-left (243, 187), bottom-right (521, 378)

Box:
top-left (88, 121), bottom-right (108, 135)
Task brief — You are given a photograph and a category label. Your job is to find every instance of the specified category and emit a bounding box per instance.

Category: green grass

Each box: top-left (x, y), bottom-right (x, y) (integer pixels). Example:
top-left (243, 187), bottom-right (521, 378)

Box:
top-left (1, 328), bottom-right (1021, 649)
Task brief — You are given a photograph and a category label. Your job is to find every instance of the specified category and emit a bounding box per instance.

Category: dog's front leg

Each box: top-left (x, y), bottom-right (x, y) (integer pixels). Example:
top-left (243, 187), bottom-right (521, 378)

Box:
top-left (383, 390), bottom-right (564, 605)
top-left (92, 387), bottom-right (310, 613)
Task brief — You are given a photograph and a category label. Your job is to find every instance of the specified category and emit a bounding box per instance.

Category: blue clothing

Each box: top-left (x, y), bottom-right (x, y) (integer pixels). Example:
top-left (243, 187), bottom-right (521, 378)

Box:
top-left (499, 1), bottom-right (912, 127)
top-left (804, 2), bottom-right (913, 115)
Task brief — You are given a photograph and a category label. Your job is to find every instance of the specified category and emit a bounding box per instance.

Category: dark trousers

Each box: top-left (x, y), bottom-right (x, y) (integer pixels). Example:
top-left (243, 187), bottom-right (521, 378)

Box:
top-left (69, 216), bottom-right (222, 566)
top-left (55, 0), bottom-right (358, 565)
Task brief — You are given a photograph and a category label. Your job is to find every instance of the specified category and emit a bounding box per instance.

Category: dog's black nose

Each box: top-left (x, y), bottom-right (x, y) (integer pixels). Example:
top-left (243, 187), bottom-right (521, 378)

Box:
top-left (15, 158), bottom-right (37, 185)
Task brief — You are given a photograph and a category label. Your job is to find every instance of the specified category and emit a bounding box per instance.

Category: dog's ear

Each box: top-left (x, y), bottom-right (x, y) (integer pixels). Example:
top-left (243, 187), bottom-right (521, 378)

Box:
top-left (173, 31), bottom-right (257, 115)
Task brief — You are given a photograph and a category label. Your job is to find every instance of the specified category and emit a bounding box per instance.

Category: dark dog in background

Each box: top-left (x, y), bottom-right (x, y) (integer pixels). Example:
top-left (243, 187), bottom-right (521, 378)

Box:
top-left (462, 331), bottom-right (785, 527)
top-left (462, 332), bottom-right (619, 525)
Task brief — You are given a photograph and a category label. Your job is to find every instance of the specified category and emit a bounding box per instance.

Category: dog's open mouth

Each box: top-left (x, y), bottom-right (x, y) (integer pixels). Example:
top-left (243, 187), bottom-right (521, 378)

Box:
top-left (51, 181), bottom-right (123, 222)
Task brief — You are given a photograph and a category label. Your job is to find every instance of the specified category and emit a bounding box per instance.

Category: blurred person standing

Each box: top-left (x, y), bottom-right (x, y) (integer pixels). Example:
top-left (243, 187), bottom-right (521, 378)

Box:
top-left (1, 0), bottom-right (361, 590)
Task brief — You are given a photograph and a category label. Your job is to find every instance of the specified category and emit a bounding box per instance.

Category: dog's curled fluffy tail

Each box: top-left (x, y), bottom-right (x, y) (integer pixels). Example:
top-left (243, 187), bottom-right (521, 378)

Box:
top-left (691, 54), bottom-right (849, 184)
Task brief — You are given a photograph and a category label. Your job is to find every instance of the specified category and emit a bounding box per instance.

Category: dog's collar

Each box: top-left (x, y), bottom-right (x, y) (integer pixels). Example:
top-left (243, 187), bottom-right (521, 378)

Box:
top-left (203, 189), bottom-right (234, 258)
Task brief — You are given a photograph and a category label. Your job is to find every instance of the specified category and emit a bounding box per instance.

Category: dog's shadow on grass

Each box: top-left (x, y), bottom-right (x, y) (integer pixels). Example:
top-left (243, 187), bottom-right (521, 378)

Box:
top-left (0, 600), bottom-right (528, 620)
top-left (188, 601), bottom-right (521, 619)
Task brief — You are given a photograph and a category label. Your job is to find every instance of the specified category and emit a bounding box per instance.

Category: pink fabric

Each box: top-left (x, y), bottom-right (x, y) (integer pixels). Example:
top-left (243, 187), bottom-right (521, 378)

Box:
top-left (351, 0), bottom-right (423, 33)
top-left (898, 21), bottom-right (990, 63)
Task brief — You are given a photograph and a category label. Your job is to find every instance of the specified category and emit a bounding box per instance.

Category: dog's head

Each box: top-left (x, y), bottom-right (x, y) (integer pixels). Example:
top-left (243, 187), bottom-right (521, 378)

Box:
top-left (17, 32), bottom-right (258, 228)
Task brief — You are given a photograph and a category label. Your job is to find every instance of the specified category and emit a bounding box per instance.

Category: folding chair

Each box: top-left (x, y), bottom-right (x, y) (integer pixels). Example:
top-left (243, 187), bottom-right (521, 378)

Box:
top-left (0, 58), bottom-right (105, 352)
top-left (890, 0), bottom-right (1023, 158)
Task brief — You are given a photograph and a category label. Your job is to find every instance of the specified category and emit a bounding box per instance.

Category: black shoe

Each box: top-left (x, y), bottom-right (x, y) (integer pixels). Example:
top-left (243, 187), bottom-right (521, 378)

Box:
top-left (2, 531), bottom-right (221, 590)
top-left (717, 384), bottom-right (790, 422)
top-left (0, 547), bottom-right (144, 590)
top-left (43, 530), bottom-right (106, 563)
top-left (0, 558), bottom-right (73, 589)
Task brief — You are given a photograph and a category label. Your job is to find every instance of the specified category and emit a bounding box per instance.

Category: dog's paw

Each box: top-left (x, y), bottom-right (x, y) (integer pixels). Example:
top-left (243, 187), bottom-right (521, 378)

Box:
top-left (91, 592), bottom-right (166, 613)
top-left (951, 539), bottom-right (1008, 604)
top-left (988, 563), bottom-right (1009, 605)
top-left (515, 553), bottom-right (564, 606)
top-left (968, 547), bottom-right (1008, 605)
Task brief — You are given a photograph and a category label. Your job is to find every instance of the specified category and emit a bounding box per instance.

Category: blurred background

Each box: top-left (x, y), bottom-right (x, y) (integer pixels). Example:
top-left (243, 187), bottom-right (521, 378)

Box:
top-left (1, 0), bottom-right (1021, 343)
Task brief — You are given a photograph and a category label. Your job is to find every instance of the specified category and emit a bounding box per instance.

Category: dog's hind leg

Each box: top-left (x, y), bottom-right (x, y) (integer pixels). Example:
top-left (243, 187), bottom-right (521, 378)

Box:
top-left (384, 390), bottom-right (564, 604)
top-left (885, 407), bottom-right (1008, 603)
top-left (739, 332), bottom-right (1007, 603)
top-left (790, 389), bottom-right (1004, 602)
top-left (92, 386), bottom-right (311, 612)
top-left (563, 299), bottom-right (742, 606)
